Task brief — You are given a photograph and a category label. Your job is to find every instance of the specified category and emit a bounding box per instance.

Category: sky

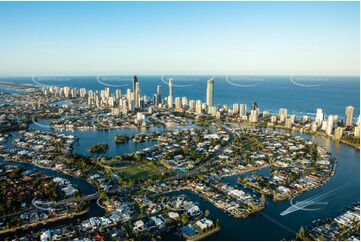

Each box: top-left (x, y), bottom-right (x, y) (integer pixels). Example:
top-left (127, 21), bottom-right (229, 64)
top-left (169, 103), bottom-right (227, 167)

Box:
top-left (0, 1), bottom-right (359, 76)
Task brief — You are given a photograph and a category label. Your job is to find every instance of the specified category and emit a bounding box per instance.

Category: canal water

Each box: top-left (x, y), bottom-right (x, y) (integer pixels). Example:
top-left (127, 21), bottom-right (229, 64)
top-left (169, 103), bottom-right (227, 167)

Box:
top-left (0, 157), bottom-right (106, 240)
top-left (29, 119), bottom-right (196, 157)
top-left (162, 131), bottom-right (360, 240)
top-left (1, 121), bottom-right (359, 240)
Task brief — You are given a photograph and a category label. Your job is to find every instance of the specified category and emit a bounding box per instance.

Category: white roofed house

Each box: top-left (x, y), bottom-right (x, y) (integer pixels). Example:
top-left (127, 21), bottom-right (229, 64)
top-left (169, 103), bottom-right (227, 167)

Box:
top-left (40, 230), bottom-right (51, 241)
top-left (62, 185), bottom-right (78, 196)
top-left (277, 186), bottom-right (291, 194)
top-left (195, 218), bottom-right (214, 230)
top-left (150, 216), bottom-right (165, 229)
top-left (133, 220), bottom-right (145, 232)
top-left (168, 211), bottom-right (179, 219)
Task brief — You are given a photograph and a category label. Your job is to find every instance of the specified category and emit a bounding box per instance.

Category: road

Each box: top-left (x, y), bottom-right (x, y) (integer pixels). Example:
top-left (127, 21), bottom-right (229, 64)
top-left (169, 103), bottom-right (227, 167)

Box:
top-left (169, 122), bottom-right (234, 179)
top-left (32, 193), bottom-right (99, 210)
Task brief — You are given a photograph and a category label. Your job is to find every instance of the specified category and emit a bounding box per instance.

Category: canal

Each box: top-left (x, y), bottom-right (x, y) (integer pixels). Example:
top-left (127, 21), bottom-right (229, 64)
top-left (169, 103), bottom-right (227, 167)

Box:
top-left (0, 122), bottom-right (359, 240)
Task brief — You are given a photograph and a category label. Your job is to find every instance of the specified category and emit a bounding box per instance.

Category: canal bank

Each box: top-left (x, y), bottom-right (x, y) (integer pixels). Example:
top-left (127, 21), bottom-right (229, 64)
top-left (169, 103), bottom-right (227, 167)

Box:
top-left (1, 122), bottom-right (359, 240)
top-left (159, 130), bottom-right (360, 240)
top-left (0, 158), bottom-right (105, 240)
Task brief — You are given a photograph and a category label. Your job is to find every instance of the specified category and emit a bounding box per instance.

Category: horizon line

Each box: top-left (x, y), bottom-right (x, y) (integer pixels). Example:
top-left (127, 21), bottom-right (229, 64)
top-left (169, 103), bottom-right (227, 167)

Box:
top-left (0, 74), bottom-right (360, 78)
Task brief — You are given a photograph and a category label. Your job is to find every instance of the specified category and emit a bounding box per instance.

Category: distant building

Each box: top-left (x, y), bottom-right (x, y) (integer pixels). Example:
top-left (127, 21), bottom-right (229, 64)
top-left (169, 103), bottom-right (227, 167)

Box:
top-left (133, 76), bottom-right (139, 109)
top-left (249, 110), bottom-right (258, 123)
top-left (316, 108), bottom-right (324, 126)
top-left (251, 101), bottom-right (258, 111)
top-left (189, 100), bottom-right (196, 111)
top-left (279, 108), bottom-right (288, 122)
top-left (271, 115), bottom-right (277, 123)
top-left (206, 79), bottom-right (214, 107)
top-left (181, 96), bottom-right (188, 108)
top-left (232, 103), bottom-right (239, 114)
top-left (153, 94), bottom-right (158, 106)
top-left (168, 79), bottom-right (173, 109)
top-left (334, 127), bottom-right (345, 139)
top-left (321, 120), bottom-right (328, 131)
top-left (240, 104), bottom-right (247, 116)
top-left (285, 118), bottom-right (292, 129)
top-left (345, 106), bottom-right (354, 126)
top-left (354, 126), bottom-right (360, 137)
top-left (262, 111), bottom-right (270, 118)
top-left (175, 97), bottom-right (181, 110)
top-left (326, 115), bottom-right (334, 136)
top-left (196, 100), bottom-right (202, 114)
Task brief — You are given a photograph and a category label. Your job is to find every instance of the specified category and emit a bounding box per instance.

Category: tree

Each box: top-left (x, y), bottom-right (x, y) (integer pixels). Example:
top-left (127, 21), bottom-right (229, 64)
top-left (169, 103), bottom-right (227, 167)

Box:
top-left (180, 214), bottom-right (189, 225)
top-left (100, 192), bottom-right (108, 201)
top-left (318, 234), bottom-right (324, 241)
top-left (204, 209), bottom-right (210, 217)
top-left (297, 226), bottom-right (305, 240)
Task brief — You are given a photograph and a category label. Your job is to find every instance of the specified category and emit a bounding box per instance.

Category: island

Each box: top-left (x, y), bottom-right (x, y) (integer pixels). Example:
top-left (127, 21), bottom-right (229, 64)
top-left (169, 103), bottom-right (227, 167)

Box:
top-left (114, 134), bottom-right (130, 144)
top-left (88, 143), bottom-right (109, 153)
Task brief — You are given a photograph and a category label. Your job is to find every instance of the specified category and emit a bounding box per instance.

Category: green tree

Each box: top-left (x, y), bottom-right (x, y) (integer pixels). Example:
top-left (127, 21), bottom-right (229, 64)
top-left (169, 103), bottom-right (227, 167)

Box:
top-left (297, 226), bottom-right (305, 240)
top-left (180, 214), bottom-right (189, 225)
top-left (100, 192), bottom-right (108, 201)
top-left (204, 209), bottom-right (210, 217)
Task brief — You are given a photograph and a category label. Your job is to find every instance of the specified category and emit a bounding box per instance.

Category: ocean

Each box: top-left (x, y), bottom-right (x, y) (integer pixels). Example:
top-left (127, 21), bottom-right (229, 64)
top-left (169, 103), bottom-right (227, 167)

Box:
top-left (0, 75), bottom-right (359, 240)
top-left (0, 75), bottom-right (359, 119)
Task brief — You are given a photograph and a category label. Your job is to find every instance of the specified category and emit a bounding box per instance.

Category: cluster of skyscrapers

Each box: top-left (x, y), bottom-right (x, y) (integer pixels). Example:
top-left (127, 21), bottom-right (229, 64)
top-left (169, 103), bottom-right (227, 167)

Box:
top-left (43, 76), bottom-right (359, 139)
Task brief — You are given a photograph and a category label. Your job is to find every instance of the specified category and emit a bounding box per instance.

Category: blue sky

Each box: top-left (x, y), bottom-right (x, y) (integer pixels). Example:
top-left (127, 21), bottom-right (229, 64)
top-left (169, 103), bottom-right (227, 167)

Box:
top-left (0, 1), bottom-right (359, 76)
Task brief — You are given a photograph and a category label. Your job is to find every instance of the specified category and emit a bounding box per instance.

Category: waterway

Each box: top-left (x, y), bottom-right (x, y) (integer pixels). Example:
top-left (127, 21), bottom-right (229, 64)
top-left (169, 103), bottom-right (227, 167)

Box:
top-left (29, 119), bottom-right (196, 157)
top-left (0, 121), bottom-right (359, 240)
top-left (162, 130), bottom-right (360, 240)
top-left (0, 158), bottom-right (106, 240)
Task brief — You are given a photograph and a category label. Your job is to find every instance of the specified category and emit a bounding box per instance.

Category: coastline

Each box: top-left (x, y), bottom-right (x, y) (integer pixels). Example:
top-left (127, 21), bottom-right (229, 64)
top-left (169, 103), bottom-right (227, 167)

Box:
top-left (227, 121), bottom-right (360, 150)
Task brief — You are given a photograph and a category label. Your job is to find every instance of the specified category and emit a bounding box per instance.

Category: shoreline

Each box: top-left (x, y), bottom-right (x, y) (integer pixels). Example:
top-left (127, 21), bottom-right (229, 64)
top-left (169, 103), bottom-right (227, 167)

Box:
top-left (228, 121), bottom-right (360, 150)
top-left (184, 225), bottom-right (221, 241)
top-left (0, 208), bottom-right (89, 235)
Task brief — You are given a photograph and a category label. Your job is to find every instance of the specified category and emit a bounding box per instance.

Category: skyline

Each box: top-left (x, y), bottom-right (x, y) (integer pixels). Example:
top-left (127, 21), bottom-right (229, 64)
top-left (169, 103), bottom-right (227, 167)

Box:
top-left (0, 1), bottom-right (360, 76)
top-left (0, 1), bottom-right (360, 241)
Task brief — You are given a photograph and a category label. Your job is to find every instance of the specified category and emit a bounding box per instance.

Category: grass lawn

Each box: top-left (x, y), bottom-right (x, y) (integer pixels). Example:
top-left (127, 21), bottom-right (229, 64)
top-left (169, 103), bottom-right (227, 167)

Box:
top-left (114, 163), bottom-right (162, 179)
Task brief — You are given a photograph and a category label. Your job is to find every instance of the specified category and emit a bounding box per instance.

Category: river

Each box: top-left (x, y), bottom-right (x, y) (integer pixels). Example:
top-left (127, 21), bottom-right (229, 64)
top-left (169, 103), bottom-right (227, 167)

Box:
top-left (161, 129), bottom-right (360, 240)
top-left (0, 122), bottom-right (359, 240)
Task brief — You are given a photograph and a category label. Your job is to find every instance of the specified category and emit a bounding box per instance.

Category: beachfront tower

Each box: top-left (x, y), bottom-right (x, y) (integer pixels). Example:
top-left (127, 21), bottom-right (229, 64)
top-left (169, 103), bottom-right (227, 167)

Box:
top-left (206, 79), bottom-right (214, 107)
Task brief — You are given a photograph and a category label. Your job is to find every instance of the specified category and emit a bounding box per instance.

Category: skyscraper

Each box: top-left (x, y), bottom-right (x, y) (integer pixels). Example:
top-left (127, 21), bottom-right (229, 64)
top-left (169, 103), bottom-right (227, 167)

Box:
top-left (133, 76), bottom-right (139, 110)
top-left (316, 108), bottom-right (324, 126)
top-left (115, 89), bottom-right (121, 99)
top-left (153, 94), bottom-right (158, 106)
top-left (326, 115), bottom-right (334, 136)
top-left (240, 104), bottom-right (247, 116)
top-left (232, 103), bottom-right (239, 114)
top-left (168, 79), bottom-right (173, 108)
top-left (156, 85), bottom-right (162, 104)
top-left (169, 79), bottom-right (173, 97)
top-left (279, 108), bottom-right (288, 122)
top-left (345, 106), bottom-right (354, 126)
top-left (175, 97), bottom-right (181, 110)
top-left (132, 76), bottom-right (138, 93)
top-left (189, 100), bottom-right (196, 111)
top-left (196, 100), bottom-right (202, 114)
top-left (206, 79), bottom-right (214, 107)
top-left (182, 97), bottom-right (188, 108)
top-left (135, 82), bottom-right (140, 109)
top-left (251, 101), bottom-right (258, 111)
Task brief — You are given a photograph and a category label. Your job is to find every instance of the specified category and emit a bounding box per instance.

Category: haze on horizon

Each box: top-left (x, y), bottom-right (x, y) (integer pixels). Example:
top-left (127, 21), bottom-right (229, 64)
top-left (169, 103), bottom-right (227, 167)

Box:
top-left (0, 1), bottom-right (359, 76)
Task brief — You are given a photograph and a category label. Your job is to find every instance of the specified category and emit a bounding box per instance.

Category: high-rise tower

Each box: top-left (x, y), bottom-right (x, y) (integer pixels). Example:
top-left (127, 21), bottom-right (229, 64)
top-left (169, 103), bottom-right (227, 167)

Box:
top-left (168, 79), bottom-right (173, 108)
top-left (206, 79), bottom-right (214, 107)
top-left (133, 76), bottom-right (139, 109)
top-left (157, 85), bottom-right (162, 104)
top-left (345, 106), bottom-right (354, 126)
